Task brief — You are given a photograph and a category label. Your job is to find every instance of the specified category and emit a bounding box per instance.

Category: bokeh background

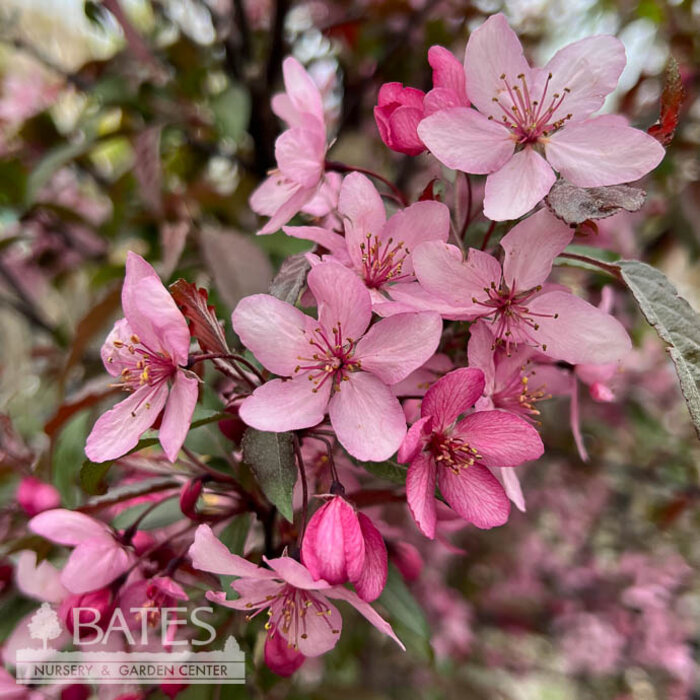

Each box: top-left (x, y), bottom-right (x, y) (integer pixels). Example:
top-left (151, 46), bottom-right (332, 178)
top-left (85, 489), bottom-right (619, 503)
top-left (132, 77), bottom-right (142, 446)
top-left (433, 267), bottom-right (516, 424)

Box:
top-left (0, 1), bottom-right (699, 698)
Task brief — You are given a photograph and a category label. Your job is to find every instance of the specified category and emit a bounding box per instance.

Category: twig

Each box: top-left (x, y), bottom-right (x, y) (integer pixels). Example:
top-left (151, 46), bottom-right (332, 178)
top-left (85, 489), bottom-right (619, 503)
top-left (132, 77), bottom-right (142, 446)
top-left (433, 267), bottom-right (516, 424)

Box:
top-left (480, 220), bottom-right (497, 251)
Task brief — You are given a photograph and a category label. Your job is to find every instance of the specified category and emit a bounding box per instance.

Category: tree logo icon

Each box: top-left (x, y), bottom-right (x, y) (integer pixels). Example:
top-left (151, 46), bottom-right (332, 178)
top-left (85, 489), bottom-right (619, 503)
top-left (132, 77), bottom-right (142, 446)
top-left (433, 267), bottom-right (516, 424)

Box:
top-left (27, 603), bottom-right (62, 650)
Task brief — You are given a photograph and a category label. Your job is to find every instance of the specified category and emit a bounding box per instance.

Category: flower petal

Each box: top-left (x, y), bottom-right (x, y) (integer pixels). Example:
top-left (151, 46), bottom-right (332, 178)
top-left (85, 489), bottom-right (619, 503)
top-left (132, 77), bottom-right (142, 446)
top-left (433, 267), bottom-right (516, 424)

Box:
top-left (232, 294), bottom-right (310, 376)
top-left (397, 415), bottom-right (433, 464)
top-left (283, 225), bottom-right (348, 259)
top-left (545, 117), bottom-right (665, 187)
top-left (428, 45), bottom-right (468, 105)
top-left (467, 320), bottom-right (496, 394)
top-left (490, 466), bottom-right (526, 512)
top-left (421, 367), bottom-right (486, 428)
top-left (417, 107), bottom-right (514, 174)
top-left (159, 371), bottom-right (198, 462)
top-left (264, 630), bottom-right (306, 676)
top-left (483, 147), bottom-right (556, 221)
top-left (352, 514), bottom-right (388, 602)
top-left (85, 382), bottom-right (169, 463)
top-left (279, 56), bottom-right (324, 126)
top-left (264, 556), bottom-right (331, 590)
top-left (15, 550), bottom-right (68, 603)
top-left (406, 452), bottom-right (438, 539)
top-left (500, 208), bottom-right (574, 290)
top-left (354, 312), bottom-right (442, 385)
top-left (29, 509), bottom-right (110, 546)
top-left (328, 372), bottom-right (406, 461)
top-left (239, 376), bottom-right (331, 432)
top-left (438, 462), bottom-right (510, 529)
top-left (61, 538), bottom-right (133, 594)
top-left (454, 409), bottom-right (544, 466)
top-left (275, 127), bottom-right (325, 188)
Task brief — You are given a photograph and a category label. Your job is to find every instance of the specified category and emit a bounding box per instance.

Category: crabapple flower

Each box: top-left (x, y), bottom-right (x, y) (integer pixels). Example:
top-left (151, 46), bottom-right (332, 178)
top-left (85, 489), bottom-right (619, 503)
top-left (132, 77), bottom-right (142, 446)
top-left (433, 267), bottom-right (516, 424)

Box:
top-left (397, 368), bottom-right (544, 537)
top-left (250, 57), bottom-right (331, 234)
top-left (301, 495), bottom-right (388, 602)
top-left (16, 476), bottom-right (60, 516)
top-left (188, 525), bottom-right (404, 676)
top-left (284, 172), bottom-right (450, 310)
top-left (374, 46), bottom-right (468, 155)
top-left (85, 252), bottom-right (198, 463)
top-left (29, 509), bottom-right (136, 594)
top-left (232, 262), bottom-right (442, 461)
top-left (417, 13), bottom-right (666, 221)
top-left (413, 209), bottom-right (632, 365)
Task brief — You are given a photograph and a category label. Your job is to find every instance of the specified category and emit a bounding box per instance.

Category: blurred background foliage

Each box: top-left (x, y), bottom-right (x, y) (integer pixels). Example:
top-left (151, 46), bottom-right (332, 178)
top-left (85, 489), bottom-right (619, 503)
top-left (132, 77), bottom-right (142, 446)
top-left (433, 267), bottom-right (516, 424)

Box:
top-left (0, 0), bottom-right (700, 698)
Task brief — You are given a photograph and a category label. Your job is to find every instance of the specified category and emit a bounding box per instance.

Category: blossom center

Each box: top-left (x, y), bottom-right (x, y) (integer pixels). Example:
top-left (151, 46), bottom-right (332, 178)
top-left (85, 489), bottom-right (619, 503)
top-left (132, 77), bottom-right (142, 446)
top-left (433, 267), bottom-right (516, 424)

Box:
top-left (430, 433), bottom-right (482, 474)
top-left (360, 233), bottom-right (410, 289)
top-left (489, 72), bottom-right (572, 144)
top-left (493, 369), bottom-right (550, 421)
top-left (107, 335), bottom-right (176, 391)
top-left (295, 322), bottom-right (361, 393)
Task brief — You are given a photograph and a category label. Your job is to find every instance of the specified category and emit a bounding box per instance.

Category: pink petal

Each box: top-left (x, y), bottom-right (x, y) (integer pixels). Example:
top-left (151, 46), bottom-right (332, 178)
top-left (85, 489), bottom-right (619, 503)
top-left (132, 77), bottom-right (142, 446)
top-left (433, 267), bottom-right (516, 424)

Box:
top-left (438, 462), bottom-right (510, 529)
top-left (206, 581), bottom-right (281, 611)
top-left (454, 409), bottom-right (544, 466)
top-left (526, 291), bottom-right (632, 364)
top-left (352, 513), bottom-right (388, 602)
top-left (463, 13), bottom-right (532, 118)
top-left (492, 466), bottom-right (526, 512)
top-left (122, 252), bottom-right (190, 365)
top-left (541, 35), bottom-right (626, 123)
top-left (257, 180), bottom-right (317, 236)
top-left (500, 208), bottom-right (574, 290)
top-left (323, 585), bottom-right (405, 650)
top-left (307, 262), bottom-right (372, 340)
top-left (280, 57), bottom-right (325, 127)
top-left (413, 241), bottom-right (500, 311)
top-left (428, 45), bottom-right (467, 105)
top-left (250, 173), bottom-right (299, 216)
top-left (354, 311), bottom-right (442, 384)
top-left (545, 117), bottom-right (665, 187)
top-left (377, 82), bottom-right (425, 110)
top-left (282, 225), bottom-right (348, 259)
top-left (159, 371), bottom-right (198, 462)
top-left (276, 593), bottom-right (342, 656)
top-left (84, 382), bottom-right (169, 462)
top-left (467, 320), bottom-right (496, 393)
top-left (570, 374), bottom-right (589, 462)
top-left (338, 173), bottom-right (386, 270)
top-left (29, 509), bottom-right (110, 546)
top-left (188, 524), bottom-right (274, 579)
top-left (328, 372), bottom-right (406, 461)
top-left (232, 294), bottom-right (310, 376)
top-left (380, 282), bottom-right (478, 320)
top-left (15, 550), bottom-right (69, 603)
top-left (264, 556), bottom-right (331, 590)
top-left (275, 127), bottom-right (325, 188)
top-left (406, 452), bottom-right (438, 539)
top-left (61, 538), bottom-right (133, 593)
top-left (417, 107), bottom-right (514, 174)
top-left (238, 375), bottom-right (331, 432)
top-left (423, 87), bottom-right (465, 115)
top-left (101, 318), bottom-right (136, 377)
top-left (376, 104), bottom-right (426, 155)
top-left (483, 147), bottom-right (556, 221)
top-left (421, 367), bottom-right (486, 428)
top-left (264, 631), bottom-right (306, 676)
top-left (397, 415), bottom-right (433, 464)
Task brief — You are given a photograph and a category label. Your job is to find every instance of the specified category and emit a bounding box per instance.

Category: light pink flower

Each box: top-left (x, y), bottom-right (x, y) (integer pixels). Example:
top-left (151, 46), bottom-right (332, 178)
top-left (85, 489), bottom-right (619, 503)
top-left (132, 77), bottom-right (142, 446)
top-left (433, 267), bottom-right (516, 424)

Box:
top-left (413, 208), bottom-right (632, 365)
top-left (85, 252), bottom-right (198, 463)
top-left (250, 57), bottom-right (331, 235)
top-left (301, 495), bottom-right (388, 601)
top-left (16, 476), bottom-right (61, 516)
top-left (284, 172), bottom-right (450, 310)
top-left (397, 368), bottom-right (543, 537)
top-left (417, 13), bottom-right (665, 220)
top-left (232, 262), bottom-right (442, 461)
top-left (29, 509), bottom-right (135, 594)
top-left (188, 525), bottom-right (404, 675)
top-left (374, 46), bottom-right (468, 155)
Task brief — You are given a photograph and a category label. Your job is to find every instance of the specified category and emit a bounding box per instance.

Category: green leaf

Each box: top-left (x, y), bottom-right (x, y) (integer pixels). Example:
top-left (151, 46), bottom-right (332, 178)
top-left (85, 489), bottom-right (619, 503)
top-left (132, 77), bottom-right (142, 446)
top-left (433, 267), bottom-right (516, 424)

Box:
top-left (211, 84), bottom-right (251, 143)
top-left (359, 459), bottom-right (408, 485)
top-left (218, 514), bottom-right (252, 599)
top-left (80, 460), bottom-right (112, 495)
top-left (378, 564), bottom-right (430, 641)
top-left (111, 497), bottom-right (182, 531)
top-left (52, 411), bottom-right (91, 508)
top-left (620, 260), bottom-right (700, 438)
top-left (241, 429), bottom-right (297, 522)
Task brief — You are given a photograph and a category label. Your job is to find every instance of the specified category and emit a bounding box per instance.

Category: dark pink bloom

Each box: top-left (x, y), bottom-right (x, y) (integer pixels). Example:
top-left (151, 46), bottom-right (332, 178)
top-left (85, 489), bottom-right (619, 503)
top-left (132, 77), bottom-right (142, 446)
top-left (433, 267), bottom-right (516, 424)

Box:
top-left (85, 252), bottom-right (198, 463)
top-left (417, 13), bottom-right (665, 220)
top-left (413, 209), bottom-right (631, 365)
top-left (301, 496), bottom-right (388, 601)
top-left (16, 476), bottom-right (60, 516)
top-left (232, 262), bottom-right (442, 461)
top-left (398, 368), bottom-right (543, 537)
top-left (59, 588), bottom-right (114, 638)
top-left (284, 172), bottom-right (450, 310)
top-left (29, 509), bottom-right (135, 594)
top-left (188, 525), bottom-right (404, 673)
top-left (117, 576), bottom-right (189, 634)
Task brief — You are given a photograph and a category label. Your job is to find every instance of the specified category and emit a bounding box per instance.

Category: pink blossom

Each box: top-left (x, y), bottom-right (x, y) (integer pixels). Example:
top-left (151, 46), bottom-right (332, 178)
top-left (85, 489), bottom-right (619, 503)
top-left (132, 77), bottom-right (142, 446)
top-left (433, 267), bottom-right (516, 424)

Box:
top-left (417, 13), bottom-right (665, 220)
top-left (59, 588), bottom-right (114, 638)
top-left (232, 262), bottom-right (442, 461)
top-left (374, 46), bottom-right (468, 155)
top-left (16, 476), bottom-right (61, 516)
top-left (413, 208), bottom-right (632, 365)
top-left (29, 509), bottom-right (135, 594)
top-left (284, 172), bottom-right (450, 310)
top-left (397, 368), bottom-right (543, 537)
top-left (117, 576), bottom-right (189, 635)
top-left (250, 57), bottom-right (331, 234)
top-left (301, 495), bottom-right (388, 601)
top-left (188, 525), bottom-right (404, 675)
top-left (85, 252), bottom-right (198, 463)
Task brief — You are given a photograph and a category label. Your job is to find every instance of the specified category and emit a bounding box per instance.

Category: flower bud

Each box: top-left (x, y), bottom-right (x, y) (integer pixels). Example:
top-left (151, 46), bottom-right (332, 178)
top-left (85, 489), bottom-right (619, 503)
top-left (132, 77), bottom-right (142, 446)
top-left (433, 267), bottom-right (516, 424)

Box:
top-left (17, 476), bottom-right (60, 516)
top-left (374, 83), bottom-right (426, 156)
top-left (59, 588), bottom-right (114, 639)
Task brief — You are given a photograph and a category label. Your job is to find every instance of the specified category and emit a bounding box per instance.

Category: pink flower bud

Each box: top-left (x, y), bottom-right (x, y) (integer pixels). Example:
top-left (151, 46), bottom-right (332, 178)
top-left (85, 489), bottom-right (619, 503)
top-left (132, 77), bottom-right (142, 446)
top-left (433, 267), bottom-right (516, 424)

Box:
top-left (389, 541), bottom-right (423, 582)
top-left (160, 683), bottom-right (188, 699)
top-left (374, 82), bottom-right (426, 156)
top-left (264, 630), bottom-right (306, 677)
top-left (179, 479), bottom-right (204, 520)
top-left (61, 684), bottom-right (91, 700)
top-left (59, 588), bottom-right (114, 638)
top-left (590, 381), bottom-right (615, 403)
top-left (16, 477), bottom-right (60, 516)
